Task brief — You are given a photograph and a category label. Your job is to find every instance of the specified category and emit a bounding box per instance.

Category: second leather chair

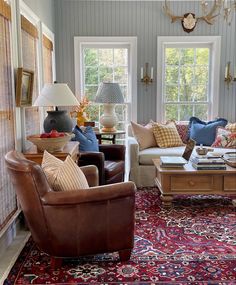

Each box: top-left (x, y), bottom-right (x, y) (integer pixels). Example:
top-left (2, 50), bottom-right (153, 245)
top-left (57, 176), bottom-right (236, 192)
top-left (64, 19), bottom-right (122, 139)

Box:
top-left (78, 144), bottom-right (125, 185)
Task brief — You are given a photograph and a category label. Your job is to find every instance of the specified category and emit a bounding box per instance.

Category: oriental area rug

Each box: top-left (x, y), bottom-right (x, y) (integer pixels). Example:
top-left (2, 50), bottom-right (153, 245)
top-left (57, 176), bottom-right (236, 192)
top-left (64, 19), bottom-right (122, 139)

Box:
top-left (4, 188), bottom-right (236, 285)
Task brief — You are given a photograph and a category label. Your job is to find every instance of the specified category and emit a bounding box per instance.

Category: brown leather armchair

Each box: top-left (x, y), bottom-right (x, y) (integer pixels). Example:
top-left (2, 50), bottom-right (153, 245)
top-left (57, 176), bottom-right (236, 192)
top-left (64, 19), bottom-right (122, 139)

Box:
top-left (78, 144), bottom-right (125, 185)
top-left (5, 150), bottom-right (135, 268)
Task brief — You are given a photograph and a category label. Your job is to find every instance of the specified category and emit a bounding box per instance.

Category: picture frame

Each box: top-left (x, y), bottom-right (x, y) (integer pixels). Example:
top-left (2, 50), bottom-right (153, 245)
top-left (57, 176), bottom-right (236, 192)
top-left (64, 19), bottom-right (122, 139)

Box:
top-left (16, 68), bottom-right (34, 107)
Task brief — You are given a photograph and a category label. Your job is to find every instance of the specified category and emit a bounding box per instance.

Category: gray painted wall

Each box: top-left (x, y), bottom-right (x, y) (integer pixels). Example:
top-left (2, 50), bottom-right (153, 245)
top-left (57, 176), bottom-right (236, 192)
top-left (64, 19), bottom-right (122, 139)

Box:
top-left (55, 0), bottom-right (236, 122)
top-left (23, 0), bottom-right (55, 31)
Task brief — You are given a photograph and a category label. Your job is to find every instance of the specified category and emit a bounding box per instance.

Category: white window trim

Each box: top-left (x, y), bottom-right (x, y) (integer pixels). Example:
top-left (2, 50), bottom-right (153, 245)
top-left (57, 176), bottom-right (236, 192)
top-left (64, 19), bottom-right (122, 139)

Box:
top-left (157, 36), bottom-right (221, 122)
top-left (74, 36), bottom-right (137, 122)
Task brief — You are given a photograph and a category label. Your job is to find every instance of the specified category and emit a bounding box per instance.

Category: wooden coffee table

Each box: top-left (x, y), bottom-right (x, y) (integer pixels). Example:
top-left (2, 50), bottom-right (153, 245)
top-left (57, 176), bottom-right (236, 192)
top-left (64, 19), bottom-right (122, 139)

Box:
top-left (153, 159), bottom-right (236, 206)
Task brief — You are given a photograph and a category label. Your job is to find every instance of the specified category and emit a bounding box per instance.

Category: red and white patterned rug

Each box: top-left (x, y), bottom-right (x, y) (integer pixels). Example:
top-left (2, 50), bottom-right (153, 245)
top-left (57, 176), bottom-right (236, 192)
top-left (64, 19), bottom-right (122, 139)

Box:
top-left (4, 188), bottom-right (236, 284)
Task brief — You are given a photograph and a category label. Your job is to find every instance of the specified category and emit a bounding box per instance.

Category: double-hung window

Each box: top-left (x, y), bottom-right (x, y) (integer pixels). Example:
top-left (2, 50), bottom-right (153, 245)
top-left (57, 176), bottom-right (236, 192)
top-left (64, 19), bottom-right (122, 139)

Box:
top-left (157, 36), bottom-right (221, 122)
top-left (74, 37), bottom-right (137, 141)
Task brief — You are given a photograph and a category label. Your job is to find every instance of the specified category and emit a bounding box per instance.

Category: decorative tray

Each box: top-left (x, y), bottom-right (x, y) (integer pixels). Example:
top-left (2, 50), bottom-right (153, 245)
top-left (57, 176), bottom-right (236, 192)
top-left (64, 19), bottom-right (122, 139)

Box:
top-left (223, 152), bottom-right (236, 168)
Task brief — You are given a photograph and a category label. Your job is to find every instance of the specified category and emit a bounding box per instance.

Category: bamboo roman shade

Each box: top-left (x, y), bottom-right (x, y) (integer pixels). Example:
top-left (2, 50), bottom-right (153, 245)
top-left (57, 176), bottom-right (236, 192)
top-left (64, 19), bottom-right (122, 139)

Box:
top-left (21, 14), bottom-right (40, 141)
top-left (0, 0), bottom-right (17, 231)
top-left (43, 34), bottom-right (53, 84)
top-left (0, 0), bottom-right (11, 20)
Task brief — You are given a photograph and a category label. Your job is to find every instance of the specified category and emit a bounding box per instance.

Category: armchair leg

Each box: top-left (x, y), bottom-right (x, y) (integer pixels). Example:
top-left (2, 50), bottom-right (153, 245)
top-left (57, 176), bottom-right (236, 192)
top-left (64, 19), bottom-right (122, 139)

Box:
top-left (50, 257), bottom-right (63, 269)
top-left (119, 249), bottom-right (132, 261)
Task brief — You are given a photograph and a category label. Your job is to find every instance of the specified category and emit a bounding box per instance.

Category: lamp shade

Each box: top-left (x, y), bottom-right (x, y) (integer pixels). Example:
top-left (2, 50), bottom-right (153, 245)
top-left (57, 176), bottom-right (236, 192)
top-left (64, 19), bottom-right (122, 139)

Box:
top-left (33, 83), bottom-right (79, 133)
top-left (33, 83), bottom-right (79, 107)
top-left (95, 82), bottom-right (124, 104)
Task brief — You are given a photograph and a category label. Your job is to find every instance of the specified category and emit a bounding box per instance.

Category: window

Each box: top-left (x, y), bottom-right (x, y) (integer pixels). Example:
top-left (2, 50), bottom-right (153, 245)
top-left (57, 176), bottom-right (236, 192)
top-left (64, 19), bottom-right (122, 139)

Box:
top-left (157, 36), bottom-right (221, 122)
top-left (0, 0), bottom-right (17, 230)
top-left (21, 14), bottom-right (40, 140)
top-left (74, 37), bottom-right (137, 140)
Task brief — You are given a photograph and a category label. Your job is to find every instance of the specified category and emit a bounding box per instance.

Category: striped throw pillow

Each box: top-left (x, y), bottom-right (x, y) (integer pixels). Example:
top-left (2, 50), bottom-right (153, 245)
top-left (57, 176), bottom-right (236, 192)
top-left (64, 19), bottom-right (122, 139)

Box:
top-left (152, 121), bottom-right (184, 148)
top-left (42, 151), bottom-right (89, 191)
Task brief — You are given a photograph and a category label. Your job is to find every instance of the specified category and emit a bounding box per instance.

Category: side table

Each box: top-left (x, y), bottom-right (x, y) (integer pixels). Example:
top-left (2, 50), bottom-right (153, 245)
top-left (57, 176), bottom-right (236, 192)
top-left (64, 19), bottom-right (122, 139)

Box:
top-left (23, 141), bottom-right (79, 164)
top-left (94, 130), bottom-right (125, 144)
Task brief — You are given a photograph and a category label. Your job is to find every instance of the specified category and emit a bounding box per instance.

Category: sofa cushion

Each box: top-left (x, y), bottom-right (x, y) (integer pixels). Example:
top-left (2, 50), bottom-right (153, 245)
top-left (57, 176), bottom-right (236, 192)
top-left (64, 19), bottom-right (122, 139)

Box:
top-left (139, 146), bottom-right (186, 165)
top-left (152, 121), bottom-right (184, 148)
top-left (211, 127), bottom-right (236, 148)
top-left (72, 125), bottom-right (99, 152)
top-left (189, 117), bottom-right (228, 146)
top-left (131, 121), bottom-right (157, 150)
top-left (42, 151), bottom-right (89, 191)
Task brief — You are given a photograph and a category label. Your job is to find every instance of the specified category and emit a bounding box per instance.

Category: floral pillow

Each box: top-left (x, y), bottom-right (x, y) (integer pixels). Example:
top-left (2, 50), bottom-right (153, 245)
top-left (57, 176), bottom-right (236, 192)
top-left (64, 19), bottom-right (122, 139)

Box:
top-left (211, 127), bottom-right (236, 148)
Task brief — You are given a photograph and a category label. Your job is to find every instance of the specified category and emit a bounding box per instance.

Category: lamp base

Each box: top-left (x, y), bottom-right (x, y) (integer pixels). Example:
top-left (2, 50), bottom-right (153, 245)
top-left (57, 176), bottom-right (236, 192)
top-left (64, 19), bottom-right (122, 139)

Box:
top-left (101, 126), bottom-right (116, 132)
top-left (43, 110), bottom-right (73, 133)
top-left (99, 104), bottom-right (118, 132)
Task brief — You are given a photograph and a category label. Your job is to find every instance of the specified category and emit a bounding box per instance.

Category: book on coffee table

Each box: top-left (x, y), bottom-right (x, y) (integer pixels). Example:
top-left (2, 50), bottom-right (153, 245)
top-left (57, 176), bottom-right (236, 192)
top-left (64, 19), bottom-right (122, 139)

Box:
top-left (160, 156), bottom-right (187, 168)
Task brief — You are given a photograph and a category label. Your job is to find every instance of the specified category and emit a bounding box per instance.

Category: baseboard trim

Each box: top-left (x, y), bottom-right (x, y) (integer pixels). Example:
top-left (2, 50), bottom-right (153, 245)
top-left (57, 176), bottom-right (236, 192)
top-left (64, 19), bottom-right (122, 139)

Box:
top-left (0, 232), bottom-right (30, 285)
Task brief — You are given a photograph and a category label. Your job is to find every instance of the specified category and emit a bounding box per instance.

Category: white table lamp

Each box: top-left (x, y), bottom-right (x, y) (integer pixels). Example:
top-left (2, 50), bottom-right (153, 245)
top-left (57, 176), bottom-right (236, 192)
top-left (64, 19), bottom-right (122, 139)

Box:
top-left (33, 83), bottom-right (79, 132)
top-left (95, 82), bottom-right (124, 132)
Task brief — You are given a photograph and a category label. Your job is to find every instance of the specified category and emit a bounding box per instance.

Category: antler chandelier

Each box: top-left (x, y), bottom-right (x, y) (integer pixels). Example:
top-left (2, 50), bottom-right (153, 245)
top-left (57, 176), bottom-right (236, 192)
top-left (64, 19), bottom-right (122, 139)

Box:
top-left (163, 0), bottom-right (236, 33)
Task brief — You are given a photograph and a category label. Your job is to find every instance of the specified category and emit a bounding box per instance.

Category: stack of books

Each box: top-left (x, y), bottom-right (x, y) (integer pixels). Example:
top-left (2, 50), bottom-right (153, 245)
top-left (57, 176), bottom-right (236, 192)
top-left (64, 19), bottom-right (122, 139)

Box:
top-left (190, 155), bottom-right (226, 170)
top-left (160, 156), bottom-right (187, 168)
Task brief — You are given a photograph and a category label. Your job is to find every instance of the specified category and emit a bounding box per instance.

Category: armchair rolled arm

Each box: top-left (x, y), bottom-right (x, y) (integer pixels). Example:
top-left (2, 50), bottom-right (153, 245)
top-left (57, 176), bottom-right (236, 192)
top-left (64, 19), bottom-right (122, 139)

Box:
top-left (41, 181), bottom-right (136, 206)
top-left (99, 144), bottom-right (125, 161)
top-left (80, 165), bottom-right (99, 187)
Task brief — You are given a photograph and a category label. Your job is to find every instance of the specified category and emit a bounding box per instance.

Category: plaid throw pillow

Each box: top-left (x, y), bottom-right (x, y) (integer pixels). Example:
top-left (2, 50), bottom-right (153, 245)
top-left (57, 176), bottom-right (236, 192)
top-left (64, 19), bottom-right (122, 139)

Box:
top-left (152, 121), bottom-right (184, 148)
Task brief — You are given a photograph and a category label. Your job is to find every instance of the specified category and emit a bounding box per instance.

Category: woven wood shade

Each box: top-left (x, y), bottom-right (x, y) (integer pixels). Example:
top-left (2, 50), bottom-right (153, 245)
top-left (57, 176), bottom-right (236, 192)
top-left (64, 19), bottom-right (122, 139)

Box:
top-left (0, 0), bottom-right (11, 21)
top-left (21, 19), bottom-right (40, 140)
top-left (0, 10), bottom-right (17, 231)
top-left (21, 14), bottom-right (38, 38)
top-left (43, 34), bottom-right (53, 51)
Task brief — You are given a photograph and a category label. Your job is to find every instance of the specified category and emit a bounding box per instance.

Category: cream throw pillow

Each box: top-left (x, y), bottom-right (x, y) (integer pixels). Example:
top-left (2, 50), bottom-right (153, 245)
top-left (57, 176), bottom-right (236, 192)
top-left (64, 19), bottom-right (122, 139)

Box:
top-left (152, 121), bottom-right (184, 148)
top-left (42, 151), bottom-right (89, 191)
top-left (131, 121), bottom-right (157, 150)
top-left (226, 122), bottom-right (236, 132)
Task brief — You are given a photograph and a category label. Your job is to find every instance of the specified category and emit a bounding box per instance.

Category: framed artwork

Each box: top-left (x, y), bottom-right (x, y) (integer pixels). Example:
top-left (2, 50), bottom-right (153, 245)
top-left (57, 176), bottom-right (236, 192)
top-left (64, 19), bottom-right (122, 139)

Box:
top-left (16, 68), bottom-right (34, 107)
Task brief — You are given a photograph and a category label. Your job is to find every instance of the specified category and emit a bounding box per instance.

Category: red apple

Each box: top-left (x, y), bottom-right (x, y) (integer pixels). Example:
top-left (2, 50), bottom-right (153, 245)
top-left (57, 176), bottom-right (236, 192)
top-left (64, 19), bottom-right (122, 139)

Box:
top-left (40, 133), bottom-right (50, 138)
top-left (50, 129), bottom-right (60, 138)
top-left (58, 133), bottom-right (65, 137)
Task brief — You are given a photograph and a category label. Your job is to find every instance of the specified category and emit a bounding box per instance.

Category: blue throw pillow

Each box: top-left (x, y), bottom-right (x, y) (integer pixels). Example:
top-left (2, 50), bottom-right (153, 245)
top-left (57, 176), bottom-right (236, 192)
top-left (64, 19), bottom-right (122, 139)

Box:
top-left (72, 126), bottom-right (99, 152)
top-left (188, 117), bottom-right (228, 146)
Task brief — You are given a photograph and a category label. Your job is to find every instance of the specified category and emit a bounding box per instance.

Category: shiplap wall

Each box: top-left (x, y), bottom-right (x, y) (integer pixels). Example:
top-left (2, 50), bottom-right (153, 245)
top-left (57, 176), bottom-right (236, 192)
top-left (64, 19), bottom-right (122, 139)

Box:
top-left (55, 0), bottom-right (236, 122)
top-left (23, 0), bottom-right (55, 31)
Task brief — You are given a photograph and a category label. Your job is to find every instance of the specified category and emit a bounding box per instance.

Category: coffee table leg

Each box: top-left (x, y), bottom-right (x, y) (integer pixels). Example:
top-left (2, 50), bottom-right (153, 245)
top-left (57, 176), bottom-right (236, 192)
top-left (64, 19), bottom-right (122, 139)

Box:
top-left (160, 194), bottom-right (173, 206)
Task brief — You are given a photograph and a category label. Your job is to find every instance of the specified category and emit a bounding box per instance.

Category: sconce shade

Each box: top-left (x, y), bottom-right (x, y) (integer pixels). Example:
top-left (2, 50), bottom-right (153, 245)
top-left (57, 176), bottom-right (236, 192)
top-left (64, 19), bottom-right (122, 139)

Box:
top-left (95, 82), bottom-right (124, 104)
top-left (33, 83), bottom-right (79, 133)
top-left (95, 82), bottom-right (124, 132)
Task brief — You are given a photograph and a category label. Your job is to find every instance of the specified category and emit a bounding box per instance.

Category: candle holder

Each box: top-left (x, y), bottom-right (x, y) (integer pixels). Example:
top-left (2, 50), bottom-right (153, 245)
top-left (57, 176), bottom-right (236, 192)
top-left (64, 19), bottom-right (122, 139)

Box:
top-left (224, 61), bottom-right (234, 89)
top-left (141, 63), bottom-right (153, 85)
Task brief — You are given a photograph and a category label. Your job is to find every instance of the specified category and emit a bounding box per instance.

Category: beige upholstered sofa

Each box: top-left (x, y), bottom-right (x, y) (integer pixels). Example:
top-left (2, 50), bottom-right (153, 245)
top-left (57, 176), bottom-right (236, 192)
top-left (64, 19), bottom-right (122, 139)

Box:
top-left (126, 124), bottom-right (233, 187)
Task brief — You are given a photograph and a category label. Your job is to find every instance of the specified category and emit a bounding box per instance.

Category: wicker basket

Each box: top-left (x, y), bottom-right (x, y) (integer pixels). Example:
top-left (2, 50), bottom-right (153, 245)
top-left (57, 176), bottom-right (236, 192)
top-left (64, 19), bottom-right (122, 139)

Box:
top-left (27, 133), bottom-right (74, 152)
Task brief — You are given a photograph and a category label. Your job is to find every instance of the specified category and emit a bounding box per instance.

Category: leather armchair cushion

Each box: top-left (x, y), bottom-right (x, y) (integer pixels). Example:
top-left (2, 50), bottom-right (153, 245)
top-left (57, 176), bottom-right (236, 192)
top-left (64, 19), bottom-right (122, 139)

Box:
top-left (42, 151), bottom-right (89, 191)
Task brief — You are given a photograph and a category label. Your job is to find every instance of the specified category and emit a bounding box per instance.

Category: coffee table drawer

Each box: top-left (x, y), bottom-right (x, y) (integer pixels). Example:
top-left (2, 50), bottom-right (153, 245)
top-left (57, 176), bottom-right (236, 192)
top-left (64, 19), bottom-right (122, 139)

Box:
top-left (224, 175), bottom-right (236, 191)
top-left (171, 175), bottom-right (213, 191)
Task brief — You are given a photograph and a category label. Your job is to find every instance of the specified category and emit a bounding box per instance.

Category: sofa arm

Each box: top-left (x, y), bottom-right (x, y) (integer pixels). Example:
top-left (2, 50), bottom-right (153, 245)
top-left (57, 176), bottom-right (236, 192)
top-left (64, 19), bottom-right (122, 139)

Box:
top-left (78, 152), bottom-right (105, 185)
top-left (99, 144), bottom-right (125, 161)
top-left (80, 165), bottom-right (99, 187)
top-left (127, 136), bottom-right (140, 169)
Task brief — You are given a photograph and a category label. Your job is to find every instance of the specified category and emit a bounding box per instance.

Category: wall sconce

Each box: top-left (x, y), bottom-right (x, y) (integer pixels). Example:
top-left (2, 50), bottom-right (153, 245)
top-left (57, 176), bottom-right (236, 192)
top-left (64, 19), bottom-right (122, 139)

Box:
top-left (141, 63), bottom-right (153, 84)
top-left (224, 61), bottom-right (236, 89)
